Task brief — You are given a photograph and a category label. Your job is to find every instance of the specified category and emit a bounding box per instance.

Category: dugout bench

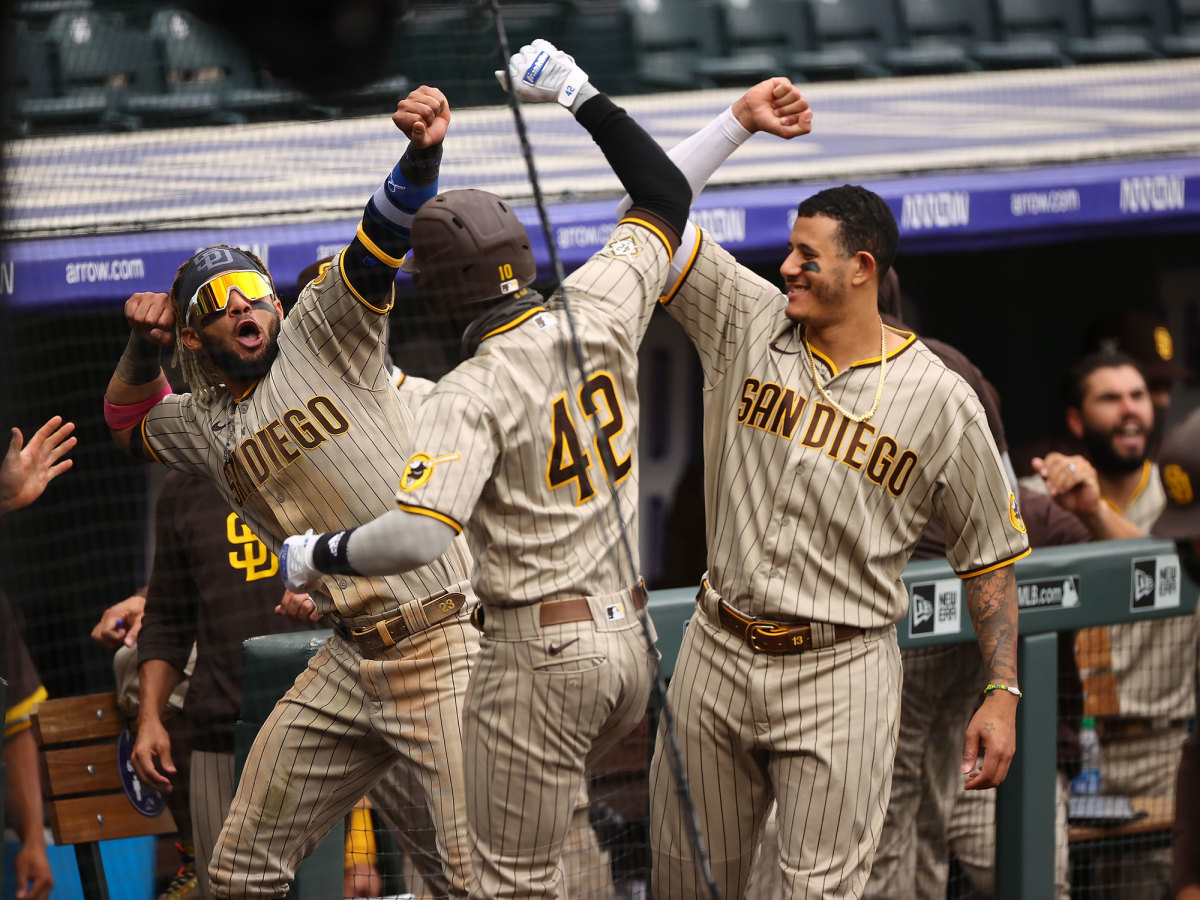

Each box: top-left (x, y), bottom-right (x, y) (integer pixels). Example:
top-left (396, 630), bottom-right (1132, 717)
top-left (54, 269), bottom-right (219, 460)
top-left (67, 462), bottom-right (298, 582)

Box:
top-left (238, 537), bottom-right (1197, 900)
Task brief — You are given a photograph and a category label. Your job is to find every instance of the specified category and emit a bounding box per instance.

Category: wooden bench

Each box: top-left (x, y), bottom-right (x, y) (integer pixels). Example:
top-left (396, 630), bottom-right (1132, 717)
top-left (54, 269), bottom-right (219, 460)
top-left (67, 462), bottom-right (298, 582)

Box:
top-left (31, 692), bottom-right (179, 900)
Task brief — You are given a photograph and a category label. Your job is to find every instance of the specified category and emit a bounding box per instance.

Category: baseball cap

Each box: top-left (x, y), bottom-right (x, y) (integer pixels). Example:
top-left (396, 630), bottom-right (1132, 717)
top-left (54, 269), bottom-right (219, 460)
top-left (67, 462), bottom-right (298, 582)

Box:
top-left (175, 245), bottom-right (272, 320)
top-left (1149, 407), bottom-right (1200, 539)
top-left (1093, 310), bottom-right (1193, 386)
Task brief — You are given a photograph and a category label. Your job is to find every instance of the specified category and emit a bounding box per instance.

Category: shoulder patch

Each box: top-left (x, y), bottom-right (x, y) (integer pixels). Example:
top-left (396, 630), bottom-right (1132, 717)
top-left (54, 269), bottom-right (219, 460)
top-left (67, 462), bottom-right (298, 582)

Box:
top-left (604, 232), bottom-right (642, 260)
top-left (399, 451), bottom-right (461, 492)
top-left (1008, 491), bottom-right (1027, 534)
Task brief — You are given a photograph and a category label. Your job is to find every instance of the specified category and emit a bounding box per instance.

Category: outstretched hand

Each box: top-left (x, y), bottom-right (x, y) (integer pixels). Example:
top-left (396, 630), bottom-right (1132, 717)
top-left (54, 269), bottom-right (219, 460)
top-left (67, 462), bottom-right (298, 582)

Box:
top-left (0, 416), bottom-right (76, 516)
top-left (732, 77), bottom-right (812, 139)
top-left (393, 85), bottom-right (451, 148)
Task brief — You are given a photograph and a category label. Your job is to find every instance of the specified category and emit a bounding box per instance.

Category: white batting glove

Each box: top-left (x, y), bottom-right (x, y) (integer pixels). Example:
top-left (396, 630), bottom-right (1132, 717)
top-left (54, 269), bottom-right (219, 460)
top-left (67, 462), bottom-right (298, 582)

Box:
top-left (279, 530), bottom-right (320, 592)
top-left (495, 38), bottom-right (589, 108)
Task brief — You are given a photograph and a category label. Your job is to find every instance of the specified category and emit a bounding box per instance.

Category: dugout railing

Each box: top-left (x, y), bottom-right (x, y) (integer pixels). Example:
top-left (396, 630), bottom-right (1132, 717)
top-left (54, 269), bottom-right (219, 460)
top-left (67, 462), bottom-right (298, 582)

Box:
top-left (231, 536), bottom-right (1197, 899)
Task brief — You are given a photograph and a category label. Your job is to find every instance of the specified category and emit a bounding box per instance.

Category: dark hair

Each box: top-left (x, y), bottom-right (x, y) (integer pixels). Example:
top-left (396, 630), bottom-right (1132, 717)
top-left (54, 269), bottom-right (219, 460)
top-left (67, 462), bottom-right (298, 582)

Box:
top-left (1064, 350), bottom-right (1145, 410)
top-left (796, 185), bottom-right (898, 282)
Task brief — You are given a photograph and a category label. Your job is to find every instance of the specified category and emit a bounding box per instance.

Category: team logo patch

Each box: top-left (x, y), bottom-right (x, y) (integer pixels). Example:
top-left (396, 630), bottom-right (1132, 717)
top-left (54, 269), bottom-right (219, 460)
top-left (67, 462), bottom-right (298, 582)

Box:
top-left (1154, 325), bottom-right (1174, 362)
top-left (1162, 463), bottom-right (1194, 506)
top-left (399, 451), bottom-right (461, 492)
top-left (1008, 492), bottom-right (1027, 534)
top-left (604, 234), bottom-right (642, 260)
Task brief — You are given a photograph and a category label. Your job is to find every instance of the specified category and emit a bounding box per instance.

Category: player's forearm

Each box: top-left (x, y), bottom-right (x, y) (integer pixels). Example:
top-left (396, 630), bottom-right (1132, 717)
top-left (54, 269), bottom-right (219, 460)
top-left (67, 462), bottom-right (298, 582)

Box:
top-left (1076, 502), bottom-right (1146, 541)
top-left (107, 333), bottom-right (167, 403)
top-left (135, 658), bottom-right (183, 726)
top-left (344, 141), bottom-right (444, 302)
top-left (304, 510), bottom-right (456, 578)
top-left (3, 728), bottom-right (47, 848)
top-left (963, 564), bottom-right (1019, 687)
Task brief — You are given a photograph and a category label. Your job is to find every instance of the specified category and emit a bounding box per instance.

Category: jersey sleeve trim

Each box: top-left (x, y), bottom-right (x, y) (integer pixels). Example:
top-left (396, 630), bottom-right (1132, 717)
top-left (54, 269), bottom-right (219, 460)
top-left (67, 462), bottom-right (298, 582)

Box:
top-left (396, 501), bottom-right (464, 533)
top-left (620, 215), bottom-right (672, 254)
top-left (661, 226), bottom-right (704, 306)
top-left (956, 545), bottom-right (1031, 579)
top-left (339, 244), bottom-right (395, 315)
top-left (355, 222), bottom-right (406, 269)
top-left (4, 684), bottom-right (47, 739)
top-left (481, 305), bottom-right (549, 343)
top-left (139, 416), bottom-right (164, 464)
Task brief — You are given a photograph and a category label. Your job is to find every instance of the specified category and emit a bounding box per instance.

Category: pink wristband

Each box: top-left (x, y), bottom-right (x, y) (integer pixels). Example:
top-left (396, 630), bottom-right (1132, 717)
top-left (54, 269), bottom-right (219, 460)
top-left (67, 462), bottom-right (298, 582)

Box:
top-left (103, 383), bottom-right (171, 430)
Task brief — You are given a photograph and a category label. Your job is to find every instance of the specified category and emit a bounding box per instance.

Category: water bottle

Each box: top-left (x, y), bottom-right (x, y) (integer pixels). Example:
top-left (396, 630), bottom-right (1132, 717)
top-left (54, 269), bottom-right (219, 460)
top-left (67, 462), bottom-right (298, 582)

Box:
top-left (1071, 715), bottom-right (1102, 794)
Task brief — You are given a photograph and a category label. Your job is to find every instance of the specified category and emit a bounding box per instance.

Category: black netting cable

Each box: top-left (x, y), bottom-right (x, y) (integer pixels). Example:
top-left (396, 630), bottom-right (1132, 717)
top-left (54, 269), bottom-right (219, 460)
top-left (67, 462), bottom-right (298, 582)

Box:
top-left (485, 4), bottom-right (723, 898)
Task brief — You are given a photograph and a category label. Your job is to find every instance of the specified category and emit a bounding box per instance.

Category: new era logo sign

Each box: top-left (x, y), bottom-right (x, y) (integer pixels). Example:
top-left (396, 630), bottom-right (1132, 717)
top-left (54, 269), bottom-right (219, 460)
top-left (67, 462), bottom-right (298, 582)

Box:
top-left (1130, 555), bottom-right (1182, 611)
top-left (908, 579), bottom-right (962, 638)
top-left (1133, 566), bottom-right (1155, 606)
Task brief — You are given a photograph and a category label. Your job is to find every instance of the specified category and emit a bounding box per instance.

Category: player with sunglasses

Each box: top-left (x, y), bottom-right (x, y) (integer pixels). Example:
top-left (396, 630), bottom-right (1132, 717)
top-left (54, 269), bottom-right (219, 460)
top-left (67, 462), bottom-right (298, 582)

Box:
top-left (102, 87), bottom-right (481, 900)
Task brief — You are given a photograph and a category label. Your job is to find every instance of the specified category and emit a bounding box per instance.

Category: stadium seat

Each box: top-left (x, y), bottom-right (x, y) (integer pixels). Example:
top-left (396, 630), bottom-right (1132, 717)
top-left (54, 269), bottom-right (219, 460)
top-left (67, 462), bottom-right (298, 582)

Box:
top-left (561, 0), bottom-right (637, 96)
top-left (26, 10), bottom-right (158, 131)
top-left (128, 8), bottom-right (310, 126)
top-left (13, 0), bottom-right (92, 29)
top-left (622, 0), bottom-right (725, 90)
top-left (382, 2), bottom-right (494, 108)
top-left (1161, 0), bottom-right (1200, 56)
top-left (1066, 0), bottom-right (1171, 62)
top-left (693, 0), bottom-right (810, 87)
top-left (3, 22), bottom-right (83, 136)
top-left (788, 0), bottom-right (903, 79)
top-left (884, 0), bottom-right (993, 74)
top-left (972, 0), bottom-right (1082, 69)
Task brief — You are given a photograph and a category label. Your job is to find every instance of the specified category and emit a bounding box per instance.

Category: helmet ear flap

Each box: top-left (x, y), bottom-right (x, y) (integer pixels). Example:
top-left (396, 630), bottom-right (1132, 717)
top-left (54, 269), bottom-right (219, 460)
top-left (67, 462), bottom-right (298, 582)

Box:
top-left (409, 190), bottom-right (536, 317)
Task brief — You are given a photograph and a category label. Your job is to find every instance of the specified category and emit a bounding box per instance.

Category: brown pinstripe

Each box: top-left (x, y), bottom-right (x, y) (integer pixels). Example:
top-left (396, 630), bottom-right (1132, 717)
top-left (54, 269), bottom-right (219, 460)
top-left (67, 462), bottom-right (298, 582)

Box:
top-left (648, 230), bottom-right (1029, 899)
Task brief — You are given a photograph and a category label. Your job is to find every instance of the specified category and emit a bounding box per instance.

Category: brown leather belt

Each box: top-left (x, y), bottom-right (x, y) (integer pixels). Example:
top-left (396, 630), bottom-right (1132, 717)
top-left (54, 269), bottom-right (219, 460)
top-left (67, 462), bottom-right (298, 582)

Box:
top-left (702, 587), bottom-right (862, 654)
top-left (333, 590), bottom-right (466, 656)
top-left (1094, 715), bottom-right (1191, 741)
top-left (540, 583), bottom-right (648, 626)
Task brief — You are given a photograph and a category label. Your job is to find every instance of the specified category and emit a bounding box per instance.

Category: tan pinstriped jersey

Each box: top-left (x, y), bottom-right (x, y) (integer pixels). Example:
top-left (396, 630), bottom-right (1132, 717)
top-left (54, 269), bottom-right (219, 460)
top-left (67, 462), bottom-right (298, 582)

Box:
top-left (1041, 461), bottom-right (1198, 721)
top-left (391, 218), bottom-right (673, 607)
top-left (664, 231), bottom-right (1030, 628)
top-left (139, 252), bottom-right (472, 618)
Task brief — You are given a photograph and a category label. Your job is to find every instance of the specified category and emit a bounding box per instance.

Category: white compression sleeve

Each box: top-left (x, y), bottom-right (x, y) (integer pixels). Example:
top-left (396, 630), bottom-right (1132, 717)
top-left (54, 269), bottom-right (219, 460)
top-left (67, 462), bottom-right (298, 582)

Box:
top-left (615, 106), bottom-right (752, 286)
top-left (615, 106), bottom-right (752, 217)
top-left (346, 509), bottom-right (457, 576)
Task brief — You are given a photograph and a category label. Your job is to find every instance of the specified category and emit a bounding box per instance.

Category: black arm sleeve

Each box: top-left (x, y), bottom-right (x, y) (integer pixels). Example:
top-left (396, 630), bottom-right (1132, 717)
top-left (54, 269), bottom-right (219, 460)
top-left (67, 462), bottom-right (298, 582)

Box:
top-left (574, 94), bottom-right (690, 241)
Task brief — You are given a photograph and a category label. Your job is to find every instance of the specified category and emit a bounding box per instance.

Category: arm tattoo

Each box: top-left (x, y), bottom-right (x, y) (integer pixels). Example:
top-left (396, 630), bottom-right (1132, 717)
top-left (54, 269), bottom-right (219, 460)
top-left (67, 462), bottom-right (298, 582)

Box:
top-left (964, 565), bottom-right (1019, 685)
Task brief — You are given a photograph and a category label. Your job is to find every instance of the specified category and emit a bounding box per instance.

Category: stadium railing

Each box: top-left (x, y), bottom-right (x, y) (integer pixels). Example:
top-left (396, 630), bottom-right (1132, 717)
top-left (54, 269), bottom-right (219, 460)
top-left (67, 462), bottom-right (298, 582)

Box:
top-left (236, 536), bottom-right (1197, 899)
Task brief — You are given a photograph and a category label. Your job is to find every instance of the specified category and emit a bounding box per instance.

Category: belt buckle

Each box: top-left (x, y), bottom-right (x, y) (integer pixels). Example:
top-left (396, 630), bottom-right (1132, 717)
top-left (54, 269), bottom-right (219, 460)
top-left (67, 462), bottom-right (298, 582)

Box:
top-left (746, 620), bottom-right (796, 653)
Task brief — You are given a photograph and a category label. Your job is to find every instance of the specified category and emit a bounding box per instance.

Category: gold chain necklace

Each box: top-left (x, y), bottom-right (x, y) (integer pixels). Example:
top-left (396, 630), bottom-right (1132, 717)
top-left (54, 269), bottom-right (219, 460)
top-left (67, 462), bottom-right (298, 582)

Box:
top-left (804, 319), bottom-right (888, 424)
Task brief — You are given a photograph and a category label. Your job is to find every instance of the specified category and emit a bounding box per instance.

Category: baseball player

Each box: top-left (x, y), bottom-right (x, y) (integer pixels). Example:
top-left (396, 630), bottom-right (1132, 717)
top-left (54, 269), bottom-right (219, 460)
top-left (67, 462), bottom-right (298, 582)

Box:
top-left (281, 41), bottom-right (806, 900)
top-left (101, 87), bottom-right (478, 899)
top-left (630, 108), bottom-right (1030, 898)
top-left (1022, 351), bottom-right (1199, 898)
top-left (1145, 408), bottom-right (1200, 900)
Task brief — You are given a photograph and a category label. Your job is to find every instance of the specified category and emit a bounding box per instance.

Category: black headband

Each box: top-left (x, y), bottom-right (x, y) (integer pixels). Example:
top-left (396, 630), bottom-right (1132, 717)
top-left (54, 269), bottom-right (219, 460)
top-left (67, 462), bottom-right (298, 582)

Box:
top-left (175, 246), bottom-right (270, 316)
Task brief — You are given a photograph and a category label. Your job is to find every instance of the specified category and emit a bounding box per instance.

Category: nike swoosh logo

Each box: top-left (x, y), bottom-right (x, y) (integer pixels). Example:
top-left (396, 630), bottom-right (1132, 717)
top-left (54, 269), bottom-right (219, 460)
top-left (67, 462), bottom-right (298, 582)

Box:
top-left (212, 420), bottom-right (227, 432)
top-left (548, 638), bottom-right (580, 656)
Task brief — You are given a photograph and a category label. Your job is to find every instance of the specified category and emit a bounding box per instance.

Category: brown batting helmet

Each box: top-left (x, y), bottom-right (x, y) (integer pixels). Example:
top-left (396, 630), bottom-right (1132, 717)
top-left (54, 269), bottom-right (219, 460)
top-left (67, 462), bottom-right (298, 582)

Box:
top-left (403, 189), bottom-right (537, 318)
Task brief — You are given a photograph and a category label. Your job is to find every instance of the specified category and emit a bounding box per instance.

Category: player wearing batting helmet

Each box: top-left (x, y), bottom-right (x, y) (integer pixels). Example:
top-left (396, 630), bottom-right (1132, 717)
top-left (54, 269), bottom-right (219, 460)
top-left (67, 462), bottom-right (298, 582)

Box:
top-left (281, 41), bottom-right (808, 900)
top-left (103, 87), bottom-right (479, 899)
top-left (629, 95), bottom-right (1029, 899)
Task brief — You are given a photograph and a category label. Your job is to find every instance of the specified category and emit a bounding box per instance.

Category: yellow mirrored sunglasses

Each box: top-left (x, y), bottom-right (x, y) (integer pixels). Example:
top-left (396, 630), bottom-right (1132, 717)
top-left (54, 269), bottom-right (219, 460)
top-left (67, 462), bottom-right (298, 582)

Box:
top-left (187, 270), bottom-right (274, 322)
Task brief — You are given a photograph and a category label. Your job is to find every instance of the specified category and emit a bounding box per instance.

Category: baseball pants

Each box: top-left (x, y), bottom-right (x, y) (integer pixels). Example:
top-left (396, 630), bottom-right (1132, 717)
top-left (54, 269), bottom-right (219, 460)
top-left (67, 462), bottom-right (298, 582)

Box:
top-left (864, 642), bottom-right (985, 900)
top-left (192, 750), bottom-right (237, 900)
top-left (208, 610), bottom-right (477, 899)
top-left (650, 595), bottom-right (901, 900)
top-left (462, 587), bottom-right (657, 900)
